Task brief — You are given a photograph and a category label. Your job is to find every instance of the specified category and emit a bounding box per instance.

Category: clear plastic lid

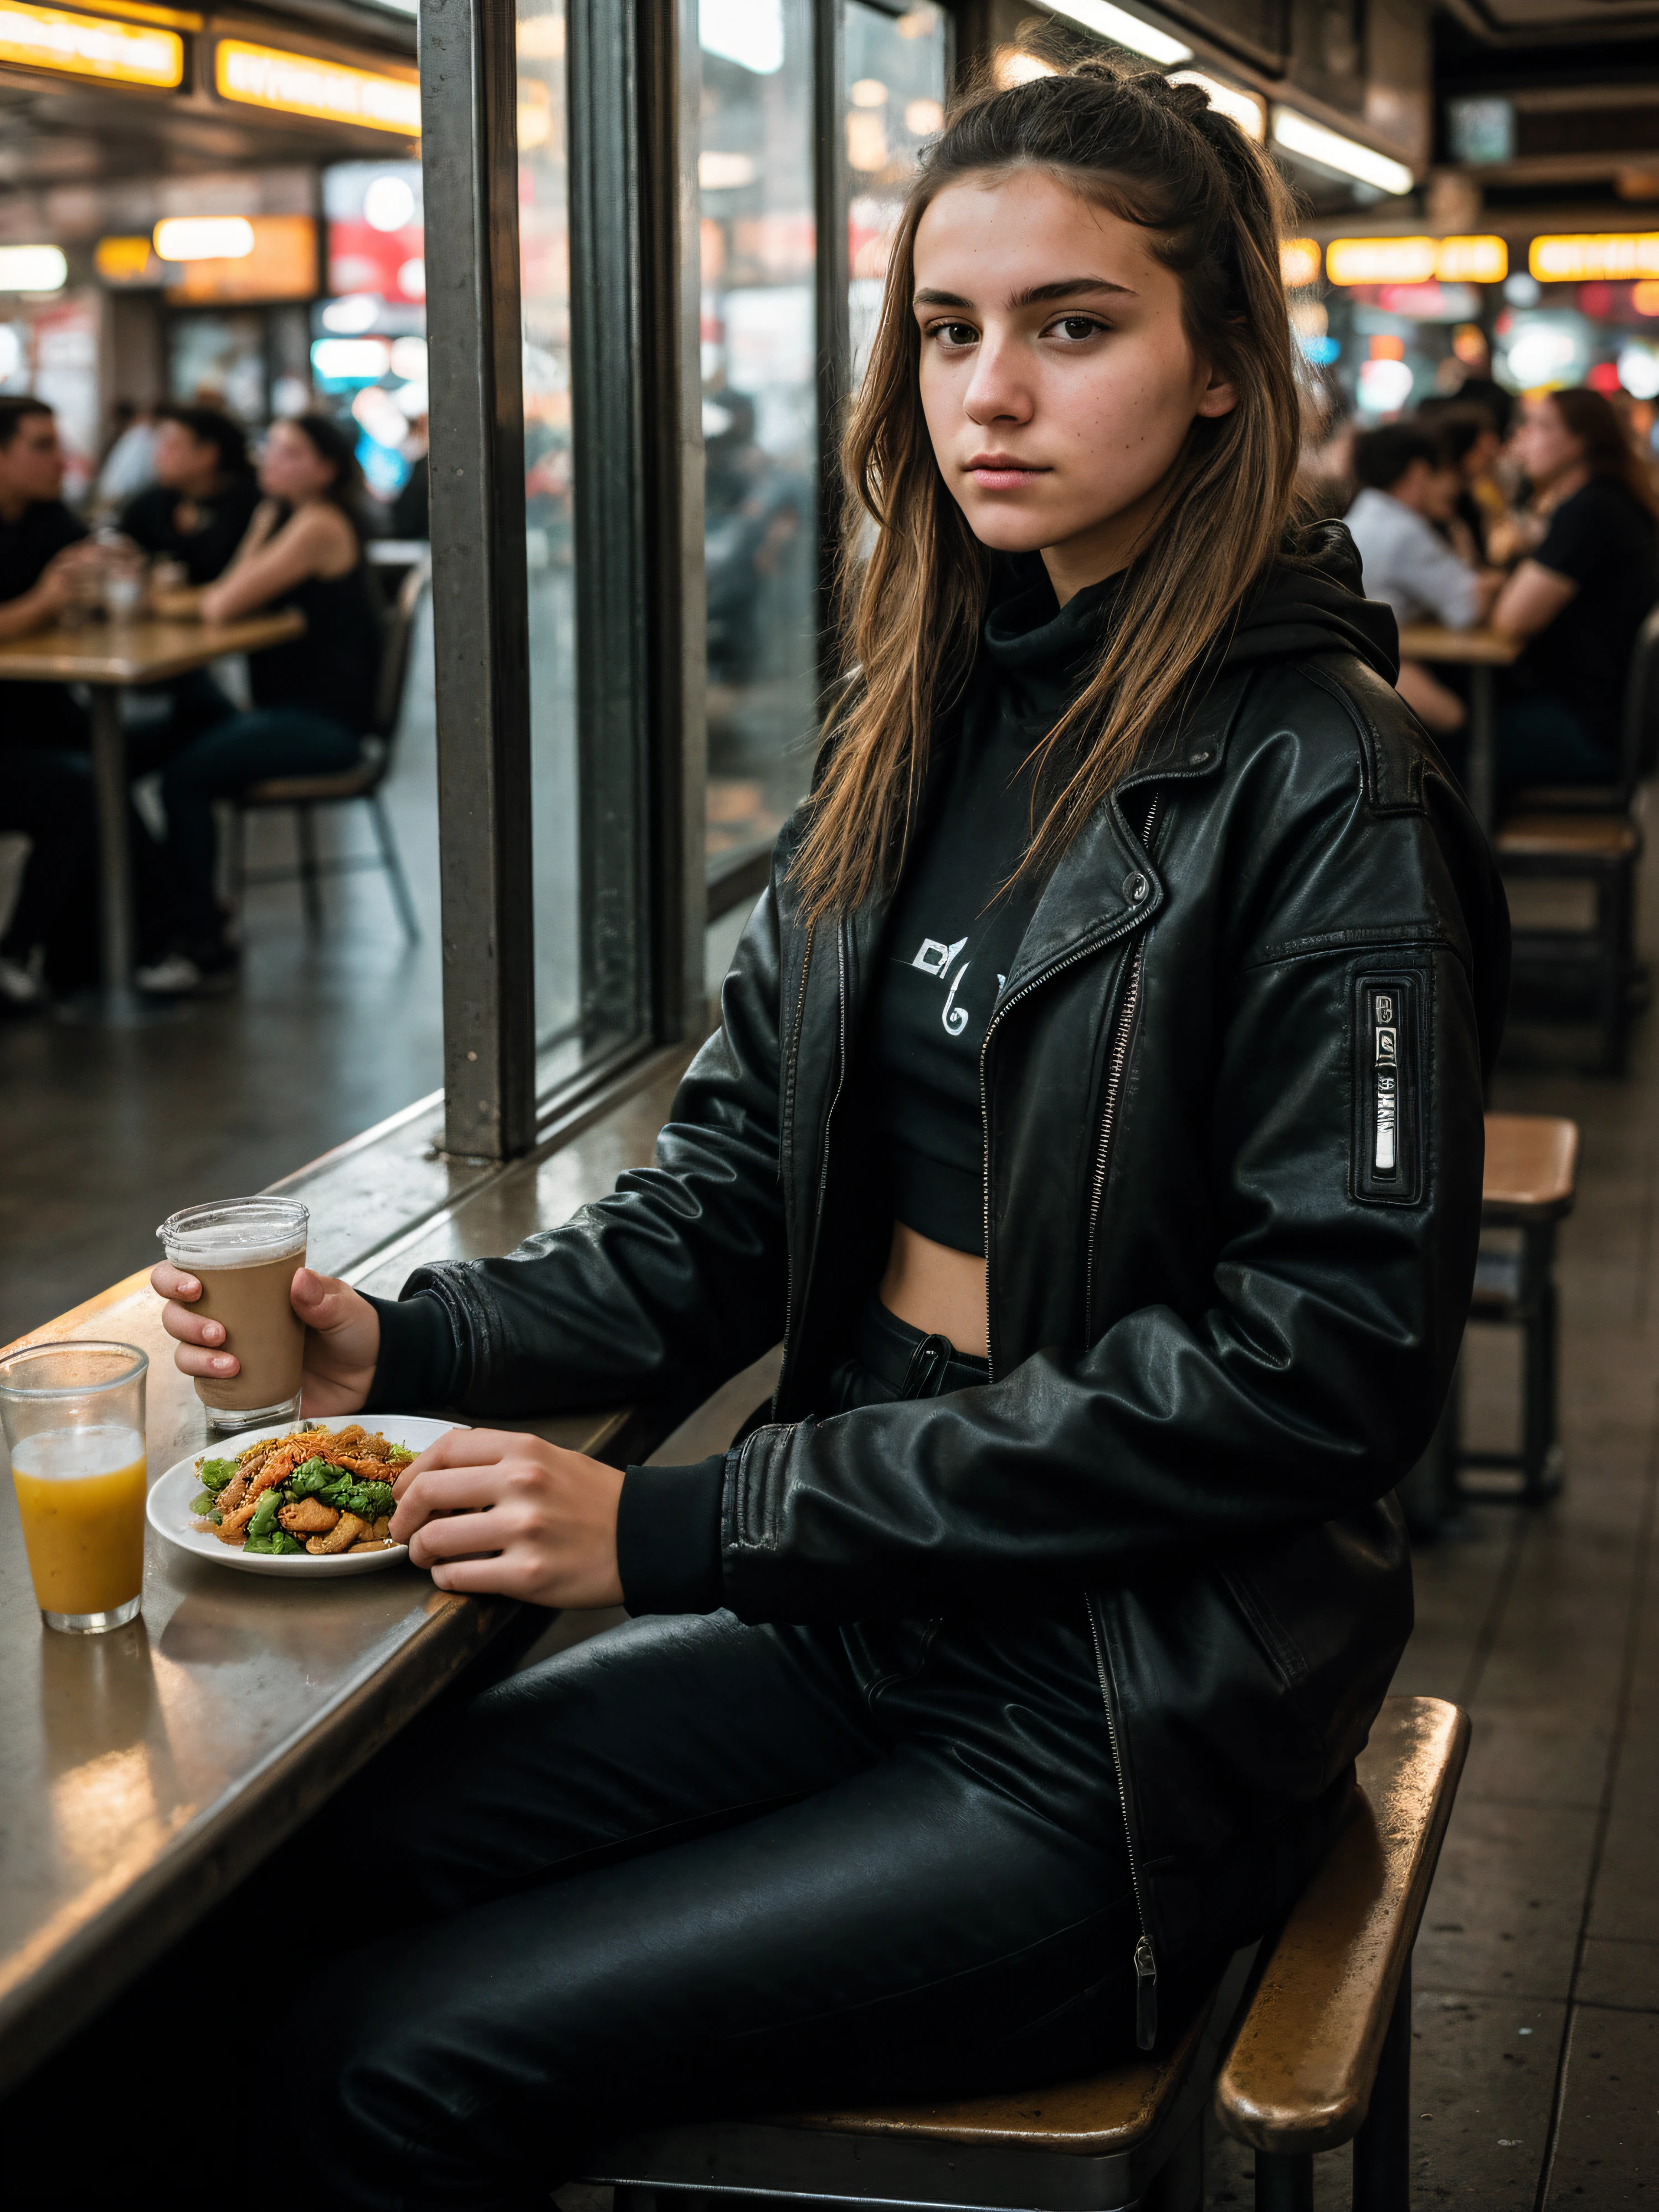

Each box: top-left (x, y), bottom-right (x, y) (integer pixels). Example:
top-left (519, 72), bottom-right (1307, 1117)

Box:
top-left (157, 1197), bottom-right (309, 1267)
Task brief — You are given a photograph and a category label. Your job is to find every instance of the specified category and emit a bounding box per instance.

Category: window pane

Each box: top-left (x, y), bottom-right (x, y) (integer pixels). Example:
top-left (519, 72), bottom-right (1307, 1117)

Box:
top-left (698, 0), bottom-right (818, 876)
top-left (516, 0), bottom-right (583, 1053)
top-left (846, 1), bottom-right (947, 392)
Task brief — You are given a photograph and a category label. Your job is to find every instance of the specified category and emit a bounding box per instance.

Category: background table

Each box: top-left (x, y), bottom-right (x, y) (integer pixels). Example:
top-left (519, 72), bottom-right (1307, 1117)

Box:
top-left (1396, 624), bottom-right (1522, 835)
top-left (0, 612), bottom-right (304, 1009)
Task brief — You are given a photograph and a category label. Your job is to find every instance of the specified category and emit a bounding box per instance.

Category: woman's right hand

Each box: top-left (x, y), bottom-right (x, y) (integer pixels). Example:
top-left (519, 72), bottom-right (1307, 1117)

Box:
top-left (151, 1262), bottom-right (381, 1415)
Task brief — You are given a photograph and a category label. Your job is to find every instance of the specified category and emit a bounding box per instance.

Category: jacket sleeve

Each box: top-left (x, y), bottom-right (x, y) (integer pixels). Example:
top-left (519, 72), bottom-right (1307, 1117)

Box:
top-left (717, 840), bottom-right (1489, 1624)
top-left (375, 879), bottom-right (791, 1416)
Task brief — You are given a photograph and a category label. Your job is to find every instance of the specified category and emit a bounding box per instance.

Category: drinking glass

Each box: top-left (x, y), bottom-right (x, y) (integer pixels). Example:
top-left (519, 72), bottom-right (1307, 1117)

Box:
top-left (157, 1198), bottom-right (309, 1431)
top-left (1, 1341), bottom-right (148, 1634)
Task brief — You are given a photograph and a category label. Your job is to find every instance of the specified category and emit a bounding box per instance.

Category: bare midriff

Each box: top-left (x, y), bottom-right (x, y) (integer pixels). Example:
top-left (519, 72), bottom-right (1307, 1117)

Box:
top-left (879, 1220), bottom-right (989, 1358)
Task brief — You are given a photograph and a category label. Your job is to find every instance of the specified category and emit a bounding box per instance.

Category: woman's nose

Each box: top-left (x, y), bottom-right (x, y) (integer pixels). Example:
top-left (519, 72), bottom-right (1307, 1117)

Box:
top-left (963, 340), bottom-right (1034, 427)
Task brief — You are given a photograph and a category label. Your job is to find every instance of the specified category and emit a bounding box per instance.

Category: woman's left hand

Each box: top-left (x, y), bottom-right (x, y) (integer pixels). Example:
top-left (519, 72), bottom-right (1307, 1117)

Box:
top-left (389, 1429), bottom-right (625, 1608)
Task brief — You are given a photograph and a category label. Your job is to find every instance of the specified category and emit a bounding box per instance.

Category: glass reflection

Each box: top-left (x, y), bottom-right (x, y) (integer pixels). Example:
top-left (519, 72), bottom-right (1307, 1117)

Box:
top-left (516, 0), bottom-right (581, 1048)
top-left (846, 1), bottom-right (947, 391)
top-left (698, 0), bottom-right (818, 874)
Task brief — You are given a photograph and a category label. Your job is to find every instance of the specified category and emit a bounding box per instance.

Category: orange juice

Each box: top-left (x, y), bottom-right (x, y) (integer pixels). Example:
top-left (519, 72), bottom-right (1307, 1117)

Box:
top-left (11, 1425), bottom-right (147, 1617)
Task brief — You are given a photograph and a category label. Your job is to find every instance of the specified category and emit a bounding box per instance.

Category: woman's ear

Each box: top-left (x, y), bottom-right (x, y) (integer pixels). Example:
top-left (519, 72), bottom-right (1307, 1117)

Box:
top-left (1194, 363), bottom-right (1238, 420)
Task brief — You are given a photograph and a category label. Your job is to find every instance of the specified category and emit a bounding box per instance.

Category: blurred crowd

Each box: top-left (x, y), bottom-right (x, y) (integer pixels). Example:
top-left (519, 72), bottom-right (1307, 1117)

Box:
top-left (1301, 382), bottom-right (1659, 796)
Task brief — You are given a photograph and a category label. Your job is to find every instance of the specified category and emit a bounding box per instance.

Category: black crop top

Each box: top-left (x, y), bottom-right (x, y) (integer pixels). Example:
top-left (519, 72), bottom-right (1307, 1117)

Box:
top-left (870, 562), bottom-right (1120, 1255)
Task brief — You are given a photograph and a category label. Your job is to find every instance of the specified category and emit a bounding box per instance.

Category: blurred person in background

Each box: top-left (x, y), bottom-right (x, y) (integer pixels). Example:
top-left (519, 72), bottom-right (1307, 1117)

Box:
top-left (391, 412), bottom-right (429, 540)
top-left (157, 412), bottom-right (383, 987)
top-left (93, 400), bottom-right (160, 514)
top-left (1491, 386), bottom-right (1659, 793)
top-left (1415, 399), bottom-right (1504, 561)
top-left (0, 397), bottom-right (173, 1005)
top-left (122, 405), bottom-right (261, 584)
top-left (1344, 422), bottom-right (1501, 742)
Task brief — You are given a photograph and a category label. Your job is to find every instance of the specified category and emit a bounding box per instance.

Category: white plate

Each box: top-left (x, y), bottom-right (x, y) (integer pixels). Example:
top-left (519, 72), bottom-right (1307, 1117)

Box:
top-left (147, 1415), bottom-right (463, 1579)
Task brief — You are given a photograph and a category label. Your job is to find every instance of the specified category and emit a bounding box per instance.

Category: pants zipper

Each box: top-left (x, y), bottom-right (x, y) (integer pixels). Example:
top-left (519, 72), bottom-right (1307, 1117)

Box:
top-left (1087, 1592), bottom-right (1159, 2049)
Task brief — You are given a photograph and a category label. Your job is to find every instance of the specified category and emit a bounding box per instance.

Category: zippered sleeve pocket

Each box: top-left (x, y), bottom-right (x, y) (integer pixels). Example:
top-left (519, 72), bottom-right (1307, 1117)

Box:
top-left (1352, 972), bottom-right (1424, 1205)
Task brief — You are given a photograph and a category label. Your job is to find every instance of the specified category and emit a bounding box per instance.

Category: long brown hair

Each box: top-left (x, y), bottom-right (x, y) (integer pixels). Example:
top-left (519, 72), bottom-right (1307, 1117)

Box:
top-left (792, 60), bottom-right (1302, 920)
top-left (1547, 387), bottom-right (1659, 520)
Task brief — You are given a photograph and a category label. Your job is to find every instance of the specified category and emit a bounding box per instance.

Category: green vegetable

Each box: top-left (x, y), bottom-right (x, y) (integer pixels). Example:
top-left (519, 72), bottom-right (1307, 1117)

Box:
top-left (388, 1446), bottom-right (415, 1467)
top-left (188, 1488), bottom-right (217, 1515)
top-left (197, 1457), bottom-right (238, 1492)
top-left (310, 1472), bottom-right (394, 1518)
top-left (246, 1489), bottom-right (281, 1541)
top-left (244, 1528), bottom-right (304, 1556)
top-left (289, 1457), bottom-right (337, 1497)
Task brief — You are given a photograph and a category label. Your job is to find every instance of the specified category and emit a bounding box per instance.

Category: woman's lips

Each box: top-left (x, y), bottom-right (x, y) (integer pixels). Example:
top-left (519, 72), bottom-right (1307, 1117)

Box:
top-left (967, 462), bottom-right (1049, 490)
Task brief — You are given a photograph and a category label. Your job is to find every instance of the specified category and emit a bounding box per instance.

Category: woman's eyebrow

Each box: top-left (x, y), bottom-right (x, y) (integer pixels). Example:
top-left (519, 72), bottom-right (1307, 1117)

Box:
top-left (912, 276), bottom-right (1137, 310)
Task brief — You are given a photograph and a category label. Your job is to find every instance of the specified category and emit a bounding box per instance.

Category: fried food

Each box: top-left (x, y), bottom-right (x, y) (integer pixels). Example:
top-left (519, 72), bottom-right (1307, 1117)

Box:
top-left (190, 1426), bottom-right (414, 1557)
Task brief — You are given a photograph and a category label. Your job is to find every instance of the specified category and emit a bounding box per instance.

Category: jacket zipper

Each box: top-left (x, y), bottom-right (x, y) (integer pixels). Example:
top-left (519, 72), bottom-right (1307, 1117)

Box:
top-left (774, 920), bottom-right (816, 1412)
top-left (777, 921), bottom-right (849, 1414)
top-left (976, 784), bottom-right (1166, 2048)
top-left (1083, 792), bottom-right (1163, 1338)
top-left (1087, 1591), bottom-right (1160, 2050)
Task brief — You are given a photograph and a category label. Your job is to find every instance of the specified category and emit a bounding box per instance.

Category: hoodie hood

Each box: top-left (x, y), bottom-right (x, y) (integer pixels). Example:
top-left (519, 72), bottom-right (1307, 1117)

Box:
top-left (1221, 517), bottom-right (1399, 683)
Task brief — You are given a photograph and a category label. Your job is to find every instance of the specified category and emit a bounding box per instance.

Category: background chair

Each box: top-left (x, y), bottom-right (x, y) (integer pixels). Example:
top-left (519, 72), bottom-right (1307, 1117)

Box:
top-left (1494, 604), bottom-right (1659, 1072)
top-left (232, 551), bottom-right (428, 945)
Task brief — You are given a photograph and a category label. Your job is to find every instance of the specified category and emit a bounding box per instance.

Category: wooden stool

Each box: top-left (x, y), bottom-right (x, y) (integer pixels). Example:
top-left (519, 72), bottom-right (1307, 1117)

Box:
top-left (1461, 1112), bottom-right (1579, 1505)
top-left (583, 1697), bottom-right (1468, 2212)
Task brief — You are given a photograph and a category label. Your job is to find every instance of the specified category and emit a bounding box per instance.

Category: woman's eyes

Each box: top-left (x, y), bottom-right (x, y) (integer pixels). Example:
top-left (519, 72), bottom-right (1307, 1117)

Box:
top-left (923, 314), bottom-right (1111, 350)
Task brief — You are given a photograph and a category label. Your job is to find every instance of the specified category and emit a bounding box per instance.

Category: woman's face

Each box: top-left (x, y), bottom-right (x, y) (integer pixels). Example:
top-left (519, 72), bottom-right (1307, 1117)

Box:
top-left (912, 168), bottom-right (1235, 583)
top-left (1511, 397), bottom-right (1583, 492)
top-left (258, 420), bottom-right (337, 502)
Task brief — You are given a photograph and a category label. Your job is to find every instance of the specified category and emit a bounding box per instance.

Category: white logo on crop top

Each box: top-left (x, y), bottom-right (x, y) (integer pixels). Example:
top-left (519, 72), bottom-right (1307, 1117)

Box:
top-left (910, 938), bottom-right (1006, 1038)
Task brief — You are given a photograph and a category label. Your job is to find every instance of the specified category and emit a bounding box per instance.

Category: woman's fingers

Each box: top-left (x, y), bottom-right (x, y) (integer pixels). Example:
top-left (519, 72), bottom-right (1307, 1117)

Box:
top-left (389, 1464), bottom-right (508, 1536)
top-left (151, 1260), bottom-right (235, 1372)
top-left (391, 1427), bottom-right (522, 1497)
top-left (404, 1507), bottom-right (507, 1566)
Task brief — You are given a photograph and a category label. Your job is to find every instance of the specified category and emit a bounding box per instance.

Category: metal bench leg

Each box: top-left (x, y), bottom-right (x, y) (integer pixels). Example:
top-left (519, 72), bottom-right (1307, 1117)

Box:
top-left (368, 792), bottom-right (420, 945)
top-left (1145, 2106), bottom-right (1204, 2210)
top-left (1254, 2148), bottom-right (1314, 2210)
top-left (1353, 1957), bottom-right (1411, 2212)
top-left (295, 803), bottom-right (322, 930)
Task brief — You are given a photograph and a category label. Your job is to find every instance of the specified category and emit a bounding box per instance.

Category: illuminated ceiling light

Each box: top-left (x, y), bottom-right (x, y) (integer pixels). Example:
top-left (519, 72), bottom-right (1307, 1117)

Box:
top-left (0, 243), bottom-right (66, 290)
top-left (321, 292), bottom-right (381, 332)
top-left (1280, 237), bottom-right (1322, 288)
top-left (895, 4), bottom-right (939, 34)
top-left (215, 39), bottom-right (422, 136)
top-left (311, 335), bottom-right (392, 381)
top-left (362, 175), bottom-right (416, 232)
top-left (154, 216), bottom-right (254, 261)
top-left (1045, 0), bottom-right (1190, 65)
top-left (1169, 71), bottom-right (1264, 140)
top-left (1529, 233), bottom-right (1659, 284)
top-left (1272, 108), bottom-right (1413, 198)
top-left (0, 1), bottom-right (181, 88)
top-left (516, 11), bottom-right (563, 58)
top-left (94, 233), bottom-right (152, 282)
top-left (698, 150), bottom-right (756, 189)
top-left (699, 0), bottom-right (783, 75)
top-left (1327, 235), bottom-right (1436, 285)
top-left (905, 96), bottom-right (943, 135)
top-left (850, 77), bottom-right (887, 106)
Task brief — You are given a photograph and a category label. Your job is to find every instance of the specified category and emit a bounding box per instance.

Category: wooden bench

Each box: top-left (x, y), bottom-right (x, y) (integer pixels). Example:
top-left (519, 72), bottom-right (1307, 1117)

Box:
top-left (584, 1696), bottom-right (1469, 2212)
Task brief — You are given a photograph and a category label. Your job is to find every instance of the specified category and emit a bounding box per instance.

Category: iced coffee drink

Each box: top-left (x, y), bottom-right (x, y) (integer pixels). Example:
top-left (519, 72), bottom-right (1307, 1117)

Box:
top-left (158, 1198), bottom-right (309, 1431)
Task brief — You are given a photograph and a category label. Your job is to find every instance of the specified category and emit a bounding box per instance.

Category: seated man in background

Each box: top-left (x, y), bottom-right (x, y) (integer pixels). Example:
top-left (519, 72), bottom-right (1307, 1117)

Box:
top-left (0, 396), bottom-right (173, 1005)
top-left (1345, 422), bottom-right (1502, 742)
top-left (1491, 386), bottom-right (1659, 794)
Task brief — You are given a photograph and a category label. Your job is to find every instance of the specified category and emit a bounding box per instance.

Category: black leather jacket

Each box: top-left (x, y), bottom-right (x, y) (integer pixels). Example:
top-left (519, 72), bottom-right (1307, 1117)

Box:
top-left (372, 526), bottom-right (1508, 2003)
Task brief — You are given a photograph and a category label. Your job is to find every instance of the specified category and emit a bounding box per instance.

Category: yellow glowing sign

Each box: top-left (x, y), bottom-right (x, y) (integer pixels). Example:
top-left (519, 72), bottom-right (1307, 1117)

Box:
top-left (95, 234), bottom-right (155, 283)
top-left (1327, 234), bottom-right (1508, 285)
top-left (1280, 237), bottom-right (1322, 288)
top-left (1435, 235), bottom-right (1507, 283)
top-left (214, 38), bottom-right (420, 136)
top-left (0, 0), bottom-right (181, 88)
top-left (1529, 233), bottom-right (1659, 283)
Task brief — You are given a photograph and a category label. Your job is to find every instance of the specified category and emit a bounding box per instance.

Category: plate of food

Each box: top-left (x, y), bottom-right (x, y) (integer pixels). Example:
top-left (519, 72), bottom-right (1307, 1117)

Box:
top-left (148, 1416), bottom-right (459, 1578)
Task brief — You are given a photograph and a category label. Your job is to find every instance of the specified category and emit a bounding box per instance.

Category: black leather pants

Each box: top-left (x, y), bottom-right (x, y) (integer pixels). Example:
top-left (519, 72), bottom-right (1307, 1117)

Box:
top-left (289, 1307), bottom-right (1167, 2211)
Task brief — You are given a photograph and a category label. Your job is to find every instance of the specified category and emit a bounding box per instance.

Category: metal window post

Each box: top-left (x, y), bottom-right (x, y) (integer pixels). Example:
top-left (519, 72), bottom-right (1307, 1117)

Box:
top-left (421, 0), bottom-right (537, 1161)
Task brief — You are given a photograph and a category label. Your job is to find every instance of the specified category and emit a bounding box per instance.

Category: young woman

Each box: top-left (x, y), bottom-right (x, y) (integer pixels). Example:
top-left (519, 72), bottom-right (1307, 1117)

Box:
top-left (156, 63), bottom-right (1506, 2211)
top-left (156, 412), bottom-right (383, 982)
top-left (1492, 385), bottom-right (1659, 792)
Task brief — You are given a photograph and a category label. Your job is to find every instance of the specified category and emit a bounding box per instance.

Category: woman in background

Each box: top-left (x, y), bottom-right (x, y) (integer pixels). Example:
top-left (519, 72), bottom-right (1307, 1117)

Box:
top-left (157, 413), bottom-right (382, 987)
top-left (1492, 385), bottom-right (1659, 794)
